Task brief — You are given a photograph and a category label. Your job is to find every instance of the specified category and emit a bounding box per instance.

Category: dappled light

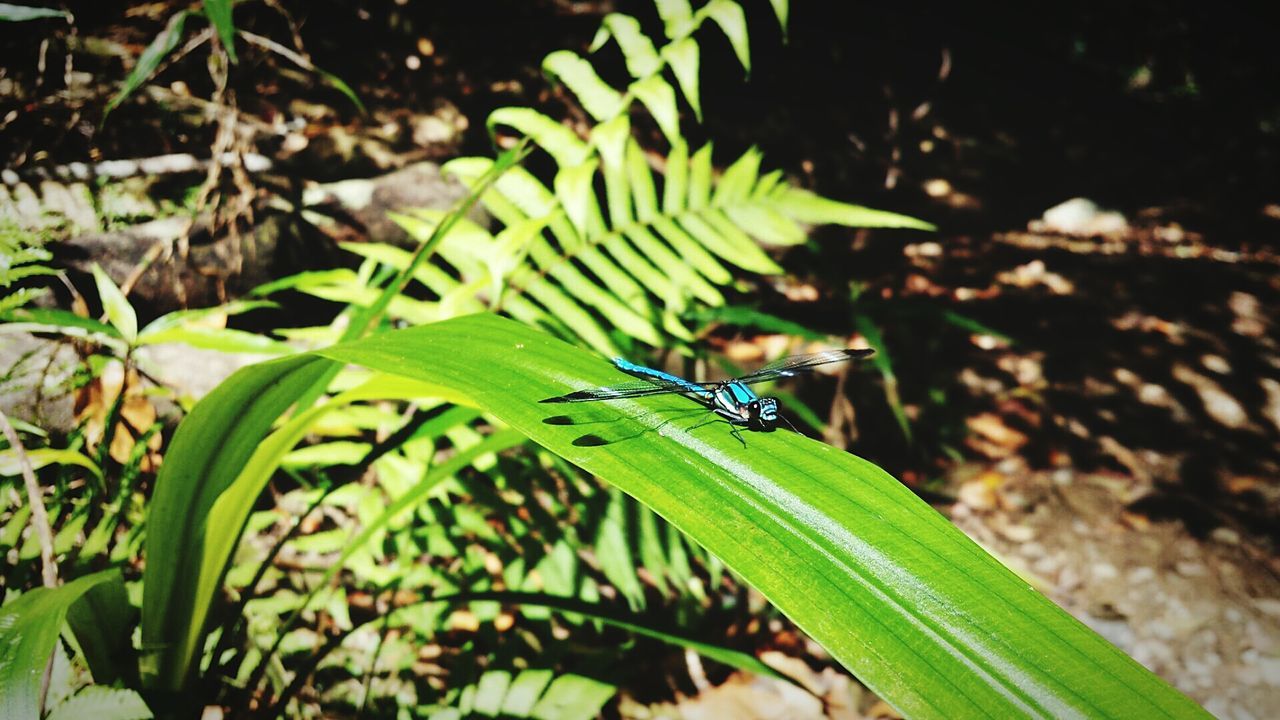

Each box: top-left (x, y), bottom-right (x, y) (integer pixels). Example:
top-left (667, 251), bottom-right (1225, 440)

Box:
top-left (2, 2), bottom-right (1276, 718)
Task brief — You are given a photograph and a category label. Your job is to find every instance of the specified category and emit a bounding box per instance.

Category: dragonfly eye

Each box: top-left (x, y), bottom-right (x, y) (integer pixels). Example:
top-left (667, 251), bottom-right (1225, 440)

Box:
top-left (751, 398), bottom-right (779, 428)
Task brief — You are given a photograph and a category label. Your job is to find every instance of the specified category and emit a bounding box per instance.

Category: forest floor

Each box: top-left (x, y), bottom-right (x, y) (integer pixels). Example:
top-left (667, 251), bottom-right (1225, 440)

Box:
top-left (4, 2), bottom-right (1279, 718)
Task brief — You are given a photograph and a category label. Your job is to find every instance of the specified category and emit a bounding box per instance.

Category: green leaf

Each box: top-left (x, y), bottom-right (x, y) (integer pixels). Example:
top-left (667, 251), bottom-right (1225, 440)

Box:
top-left (629, 75), bottom-right (681, 146)
top-left (661, 139), bottom-right (689, 216)
top-left (487, 108), bottom-right (590, 167)
top-left (687, 142), bottom-right (713, 210)
top-left (770, 187), bottom-right (936, 230)
top-left (136, 326), bottom-right (294, 354)
top-left (141, 354), bottom-right (335, 689)
top-left (137, 300), bottom-right (276, 335)
top-left (149, 314), bottom-right (1207, 719)
top-left (699, 0), bottom-right (751, 75)
top-left (0, 570), bottom-right (122, 719)
top-left (310, 315), bottom-right (1206, 719)
top-left (531, 674), bottom-right (616, 720)
top-left (856, 317), bottom-right (911, 442)
top-left (724, 205), bottom-right (806, 246)
top-left (202, 0), bottom-right (237, 63)
top-left (91, 263), bottom-right (137, 343)
top-left (64, 576), bottom-right (136, 687)
top-left (0, 307), bottom-right (123, 344)
top-left (542, 50), bottom-right (624, 121)
top-left (653, 0), bottom-right (694, 39)
top-left (767, 0), bottom-right (789, 38)
top-left (0, 3), bottom-right (67, 21)
top-left (553, 159), bottom-right (601, 237)
top-left (501, 670), bottom-right (553, 715)
top-left (594, 14), bottom-right (661, 78)
top-left (105, 10), bottom-right (189, 117)
top-left (0, 448), bottom-right (101, 481)
top-left (661, 38), bottom-right (701, 121)
top-left (45, 687), bottom-right (152, 720)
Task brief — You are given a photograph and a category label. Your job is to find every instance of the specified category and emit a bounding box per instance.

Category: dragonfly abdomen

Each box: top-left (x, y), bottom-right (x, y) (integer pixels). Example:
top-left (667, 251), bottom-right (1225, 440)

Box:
top-left (613, 358), bottom-right (711, 398)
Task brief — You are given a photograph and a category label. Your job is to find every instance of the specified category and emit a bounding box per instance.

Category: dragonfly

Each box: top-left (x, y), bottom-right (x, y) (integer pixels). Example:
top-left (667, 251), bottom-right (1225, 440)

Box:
top-left (540, 348), bottom-right (874, 445)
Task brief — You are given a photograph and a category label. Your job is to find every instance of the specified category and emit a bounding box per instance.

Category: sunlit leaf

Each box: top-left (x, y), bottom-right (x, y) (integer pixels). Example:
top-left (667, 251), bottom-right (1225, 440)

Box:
top-left (91, 263), bottom-right (137, 343)
top-left (593, 13), bottom-right (661, 78)
top-left (542, 50), bottom-right (624, 121)
top-left (770, 187), bottom-right (937, 230)
top-left (0, 3), bottom-right (68, 21)
top-left (0, 571), bottom-right (122, 719)
top-left (105, 11), bottom-right (189, 117)
top-left (202, 0), bottom-right (237, 63)
top-left (660, 37), bottom-right (701, 121)
top-left (700, 0), bottom-right (751, 75)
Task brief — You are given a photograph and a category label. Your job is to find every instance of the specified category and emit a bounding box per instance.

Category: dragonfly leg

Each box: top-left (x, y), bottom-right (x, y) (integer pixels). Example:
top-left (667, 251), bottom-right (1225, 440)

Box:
top-left (687, 414), bottom-right (749, 448)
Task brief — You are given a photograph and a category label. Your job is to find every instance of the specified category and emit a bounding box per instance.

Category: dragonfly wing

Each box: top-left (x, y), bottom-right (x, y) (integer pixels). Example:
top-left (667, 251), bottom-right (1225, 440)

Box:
top-left (736, 348), bottom-right (875, 385)
top-left (540, 378), bottom-right (705, 403)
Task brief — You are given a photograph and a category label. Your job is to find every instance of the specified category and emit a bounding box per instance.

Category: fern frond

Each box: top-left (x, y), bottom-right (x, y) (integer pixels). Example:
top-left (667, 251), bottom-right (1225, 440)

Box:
top-left (379, 110), bottom-right (928, 355)
top-left (549, 0), bottom-right (776, 143)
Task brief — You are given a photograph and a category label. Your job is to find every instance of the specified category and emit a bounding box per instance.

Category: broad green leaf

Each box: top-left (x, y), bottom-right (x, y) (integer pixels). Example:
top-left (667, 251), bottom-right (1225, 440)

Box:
top-left (105, 11), bottom-right (189, 117)
top-left (0, 570), bottom-right (121, 719)
top-left (141, 354), bottom-right (334, 689)
top-left (593, 14), bottom-right (661, 78)
top-left (0, 4), bottom-right (66, 22)
top-left (771, 187), bottom-right (936, 230)
top-left (202, 0), bottom-right (237, 63)
top-left (542, 50), bottom-right (624, 121)
top-left (64, 576), bottom-right (135, 686)
top-left (91, 263), bottom-right (137, 343)
top-left (661, 38), bottom-right (701, 120)
top-left (311, 315), bottom-right (1206, 719)
top-left (487, 108), bottom-right (589, 167)
top-left (699, 0), bottom-right (751, 75)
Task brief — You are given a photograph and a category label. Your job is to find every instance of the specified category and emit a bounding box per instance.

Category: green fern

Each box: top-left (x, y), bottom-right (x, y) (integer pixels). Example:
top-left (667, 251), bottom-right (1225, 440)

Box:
top-left (422, 668), bottom-right (615, 720)
top-left (0, 222), bottom-right (55, 315)
top-left (385, 116), bottom-right (930, 355)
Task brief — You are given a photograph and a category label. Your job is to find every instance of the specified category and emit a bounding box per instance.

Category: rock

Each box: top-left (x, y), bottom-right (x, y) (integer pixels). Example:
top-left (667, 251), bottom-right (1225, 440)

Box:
top-left (302, 161), bottom-right (488, 249)
top-left (1031, 197), bottom-right (1130, 236)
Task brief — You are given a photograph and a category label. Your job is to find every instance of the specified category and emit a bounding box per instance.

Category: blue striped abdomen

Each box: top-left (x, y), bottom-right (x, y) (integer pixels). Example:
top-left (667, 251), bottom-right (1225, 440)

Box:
top-left (613, 358), bottom-right (710, 398)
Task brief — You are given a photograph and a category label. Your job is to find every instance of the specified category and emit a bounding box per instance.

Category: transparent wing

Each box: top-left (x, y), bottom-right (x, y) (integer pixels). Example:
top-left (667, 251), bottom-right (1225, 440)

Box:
top-left (735, 348), bottom-right (875, 385)
top-left (540, 377), bottom-right (709, 403)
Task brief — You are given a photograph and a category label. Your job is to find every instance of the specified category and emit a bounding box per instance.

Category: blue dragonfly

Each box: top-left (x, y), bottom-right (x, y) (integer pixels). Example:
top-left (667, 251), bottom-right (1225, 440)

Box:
top-left (541, 348), bottom-right (874, 445)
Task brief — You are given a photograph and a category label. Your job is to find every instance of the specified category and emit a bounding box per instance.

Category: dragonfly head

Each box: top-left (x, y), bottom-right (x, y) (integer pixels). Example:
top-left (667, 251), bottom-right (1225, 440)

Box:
top-left (748, 397), bottom-right (780, 431)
